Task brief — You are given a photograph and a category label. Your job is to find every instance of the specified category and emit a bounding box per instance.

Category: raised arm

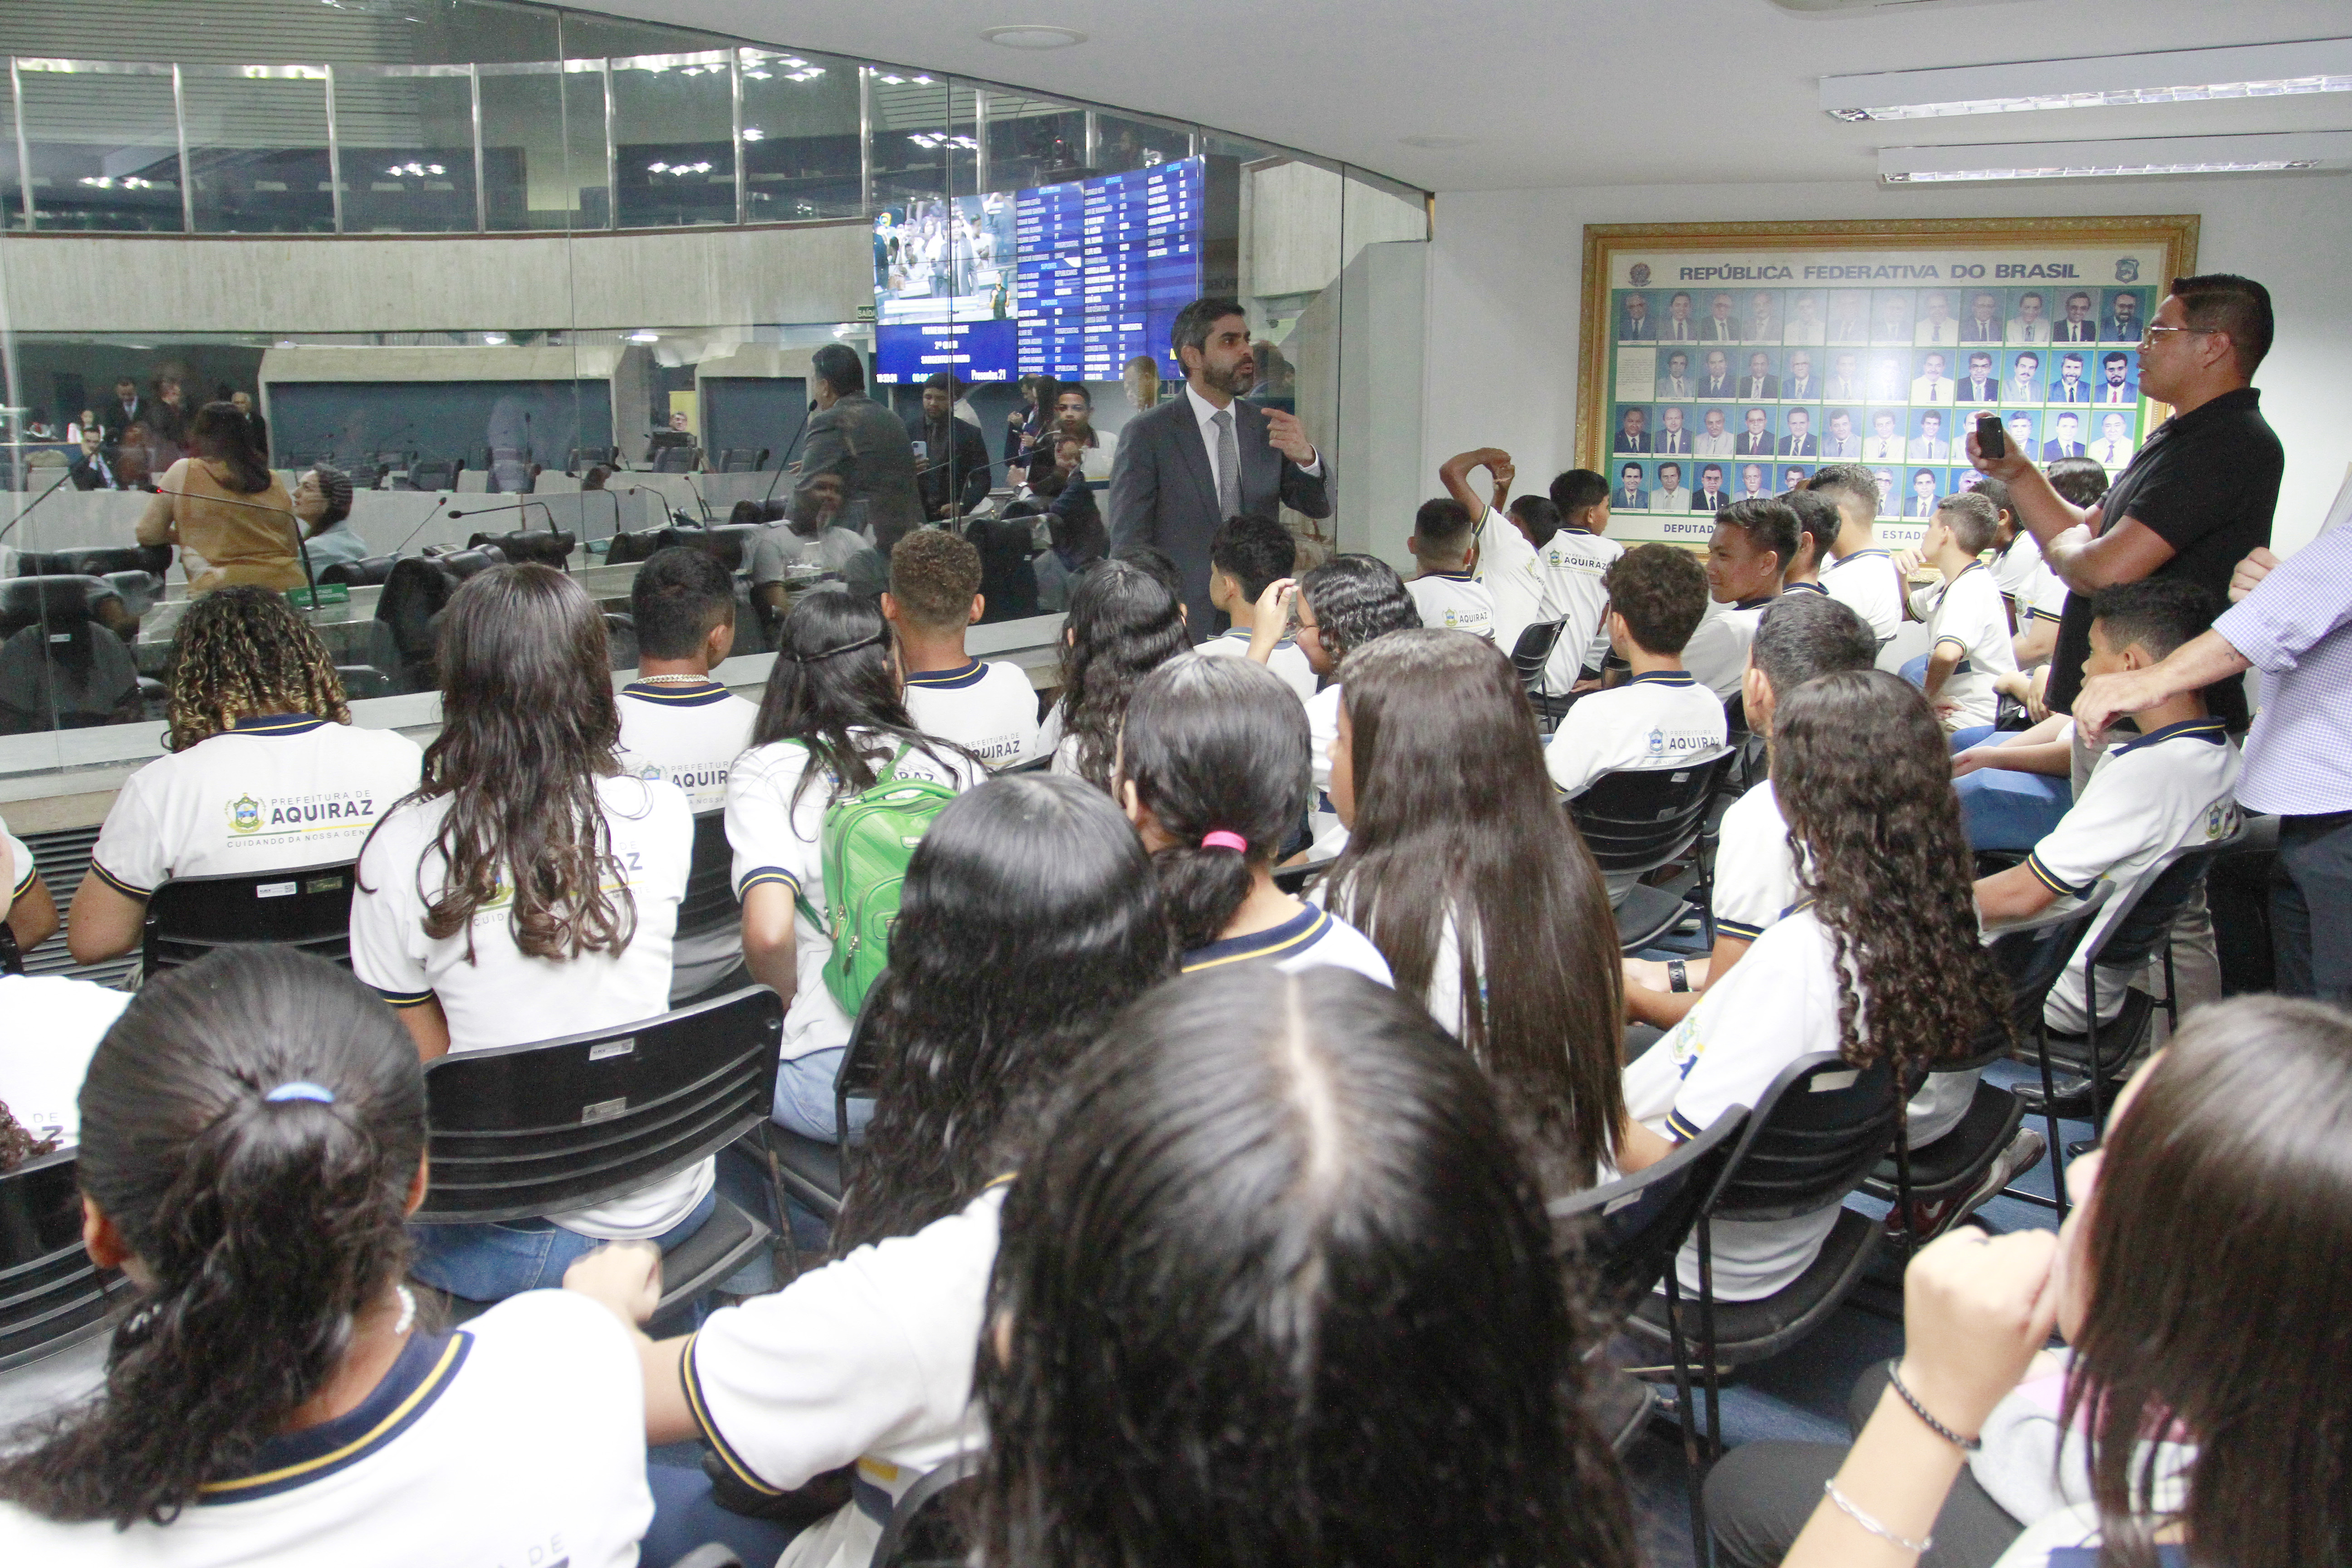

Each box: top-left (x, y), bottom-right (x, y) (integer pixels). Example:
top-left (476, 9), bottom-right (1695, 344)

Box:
top-left (1963, 430), bottom-right (2171, 593)
top-left (1440, 447), bottom-right (1513, 514)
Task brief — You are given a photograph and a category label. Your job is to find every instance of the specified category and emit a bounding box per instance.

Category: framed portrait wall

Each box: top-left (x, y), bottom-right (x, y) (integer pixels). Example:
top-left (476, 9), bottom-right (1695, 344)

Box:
top-left (1578, 216), bottom-right (2200, 547)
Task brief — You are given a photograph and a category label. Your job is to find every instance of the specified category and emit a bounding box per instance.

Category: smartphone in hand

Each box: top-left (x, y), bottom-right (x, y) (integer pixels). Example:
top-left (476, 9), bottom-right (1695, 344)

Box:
top-left (1976, 412), bottom-right (2006, 461)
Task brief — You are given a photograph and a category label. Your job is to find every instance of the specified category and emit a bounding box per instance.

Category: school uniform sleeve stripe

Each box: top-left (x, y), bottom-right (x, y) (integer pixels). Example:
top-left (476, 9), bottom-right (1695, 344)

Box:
top-left (735, 865), bottom-right (800, 897)
top-left (10, 862), bottom-right (30, 897)
top-left (1714, 916), bottom-right (1766, 942)
top-left (371, 984), bottom-right (438, 1009)
top-left (2025, 852), bottom-right (2094, 898)
top-left (680, 1333), bottom-right (786, 1496)
top-left (1663, 1107), bottom-right (1709, 1145)
top-left (88, 859), bottom-right (151, 900)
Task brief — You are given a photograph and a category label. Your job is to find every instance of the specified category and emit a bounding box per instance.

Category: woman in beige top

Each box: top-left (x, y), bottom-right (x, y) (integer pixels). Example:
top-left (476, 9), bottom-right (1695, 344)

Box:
top-left (135, 401), bottom-right (304, 594)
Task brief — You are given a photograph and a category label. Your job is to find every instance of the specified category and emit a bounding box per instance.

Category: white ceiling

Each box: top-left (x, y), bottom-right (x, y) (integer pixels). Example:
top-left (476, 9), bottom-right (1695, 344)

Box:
top-left (580, 0), bottom-right (2352, 190)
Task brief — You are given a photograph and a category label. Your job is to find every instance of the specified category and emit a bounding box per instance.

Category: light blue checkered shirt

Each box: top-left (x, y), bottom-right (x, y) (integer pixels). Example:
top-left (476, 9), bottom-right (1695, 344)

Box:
top-left (2213, 515), bottom-right (2352, 816)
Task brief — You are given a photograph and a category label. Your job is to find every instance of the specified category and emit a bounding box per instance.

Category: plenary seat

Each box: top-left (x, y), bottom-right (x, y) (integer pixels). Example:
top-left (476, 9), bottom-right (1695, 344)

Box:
top-left (1569, 752), bottom-right (1736, 951)
top-left (1507, 619), bottom-right (1570, 731)
top-left (142, 860), bottom-right (358, 978)
top-left (0, 1148), bottom-right (130, 1372)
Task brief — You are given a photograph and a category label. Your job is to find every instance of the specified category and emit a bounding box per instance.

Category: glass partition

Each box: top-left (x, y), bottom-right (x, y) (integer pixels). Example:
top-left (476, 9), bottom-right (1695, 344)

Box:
top-left (738, 46), bottom-right (862, 222)
top-left (334, 66), bottom-right (479, 234)
top-left (181, 64), bottom-right (333, 234)
top-left (14, 60), bottom-right (181, 234)
top-left (609, 50), bottom-right (736, 228)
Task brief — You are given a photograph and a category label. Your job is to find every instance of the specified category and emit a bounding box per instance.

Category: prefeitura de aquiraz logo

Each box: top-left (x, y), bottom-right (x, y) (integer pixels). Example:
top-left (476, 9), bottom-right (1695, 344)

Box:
top-left (230, 794), bottom-right (263, 835)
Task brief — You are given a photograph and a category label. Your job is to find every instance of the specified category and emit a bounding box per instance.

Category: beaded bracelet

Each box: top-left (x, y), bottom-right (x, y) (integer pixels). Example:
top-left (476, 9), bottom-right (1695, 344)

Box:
top-left (1887, 1363), bottom-right (1983, 1452)
top-left (1824, 1478), bottom-right (1933, 1554)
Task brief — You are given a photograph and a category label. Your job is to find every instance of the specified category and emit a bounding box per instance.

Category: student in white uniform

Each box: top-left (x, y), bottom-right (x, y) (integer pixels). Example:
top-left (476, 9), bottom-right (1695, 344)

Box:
top-left (1437, 446), bottom-right (1545, 655)
top-left (1754, 1000), bottom-right (2350, 1568)
top-left (1537, 469), bottom-right (1627, 689)
top-left (1547, 544), bottom-right (1727, 796)
top-left (1908, 491), bottom-right (2018, 732)
top-left (970, 964), bottom-right (1641, 1568)
top-left (1317, 628), bottom-right (1625, 1194)
top-left (1251, 554), bottom-right (1422, 859)
top-left (727, 591), bottom-right (983, 1141)
top-left (1682, 497), bottom-right (1796, 702)
top-left (883, 527), bottom-right (1042, 767)
top-left (1116, 656), bottom-right (1390, 984)
top-left (2, 809), bottom-right (58, 956)
top-left (350, 566), bottom-right (702, 1303)
top-left (0, 947), bottom-right (653, 1567)
top-left (563, 776), bottom-right (1176, 1568)
top-left (1403, 498), bottom-right (1498, 641)
top-left (615, 548), bottom-right (761, 1004)
top-left (67, 587), bottom-right (423, 965)
top-left (1976, 580), bottom-right (2240, 1040)
top-left (1807, 463), bottom-right (1906, 642)
top-left (1197, 512), bottom-right (1317, 701)
top-left (1613, 671), bottom-right (2009, 1298)
top-left (1042, 558), bottom-right (1189, 787)
top-left (1777, 490), bottom-right (1838, 598)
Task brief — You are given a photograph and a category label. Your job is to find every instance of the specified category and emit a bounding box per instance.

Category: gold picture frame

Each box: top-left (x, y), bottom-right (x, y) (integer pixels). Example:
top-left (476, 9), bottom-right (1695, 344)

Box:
top-left (1578, 215), bottom-right (2199, 545)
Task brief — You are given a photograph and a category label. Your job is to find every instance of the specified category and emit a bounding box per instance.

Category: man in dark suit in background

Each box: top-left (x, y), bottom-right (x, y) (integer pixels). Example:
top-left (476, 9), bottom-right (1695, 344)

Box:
top-left (97, 377), bottom-right (145, 446)
top-left (1962, 292), bottom-right (2004, 344)
top-left (907, 371), bottom-right (994, 521)
top-left (2040, 412), bottom-right (2086, 461)
top-left (800, 342), bottom-right (925, 545)
top-left (1620, 293), bottom-right (1656, 339)
top-left (1612, 406), bottom-right (1652, 453)
top-left (2103, 291), bottom-right (2142, 343)
top-left (1617, 462), bottom-right (1648, 512)
top-left (1740, 352), bottom-right (1780, 402)
top-left (1961, 352), bottom-right (1999, 405)
top-left (1663, 291), bottom-right (1697, 341)
top-left (1698, 350), bottom-right (1735, 400)
top-left (1777, 408), bottom-right (1818, 458)
top-left (1783, 350), bottom-right (1817, 402)
top-left (1108, 296), bottom-right (1333, 639)
top-left (1704, 293), bottom-right (1740, 342)
top-left (1737, 407), bottom-right (1775, 458)
top-left (1690, 465), bottom-right (1728, 513)
top-left (66, 426), bottom-right (119, 490)
top-left (2056, 291), bottom-right (2098, 343)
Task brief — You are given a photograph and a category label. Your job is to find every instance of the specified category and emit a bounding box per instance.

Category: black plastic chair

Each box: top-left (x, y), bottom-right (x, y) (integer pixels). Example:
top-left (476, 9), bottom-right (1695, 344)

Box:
top-left (415, 986), bottom-right (786, 1321)
top-left (409, 458), bottom-right (459, 491)
top-left (654, 444), bottom-right (704, 475)
top-left (320, 553), bottom-right (397, 588)
top-left (997, 753), bottom-right (1055, 775)
top-left (142, 861), bottom-right (358, 976)
top-left (1508, 618), bottom-right (1571, 730)
top-left (761, 1003), bottom-right (881, 1230)
top-left (1623, 1054), bottom-right (1905, 1461)
top-left (568, 446), bottom-right (618, 474)
top-left (1272, 857), bottom-right (1337, 895)
top-left (871, 1449), bottom-right (981, 1568)
top-left (717, 448), bottom-right (771, 474)
top-left (678, 810), bottom-right (742, 951)
top-left (0, 1148), bottom-right (130, 1371)
top-left (1569, 752), bottom-right (1737, 952)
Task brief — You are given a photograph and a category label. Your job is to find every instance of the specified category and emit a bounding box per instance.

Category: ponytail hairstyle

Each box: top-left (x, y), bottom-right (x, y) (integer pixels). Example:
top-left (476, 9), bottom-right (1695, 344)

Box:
top-left (1325, 628), bottom-right (1625, 1186)
top-left (1295, 554), bottom-right (1419, 677)
top-left (1116, 655), bottom-right (1310, 953)
top-left (0, 948), bottom-right (425, 1526)
top-left (1054, 559), bottom-right (1188, 789)
top-left (1769, 670), bottom-right (2006, 1074)
top-left (751, 589), bottom-right (972, 814)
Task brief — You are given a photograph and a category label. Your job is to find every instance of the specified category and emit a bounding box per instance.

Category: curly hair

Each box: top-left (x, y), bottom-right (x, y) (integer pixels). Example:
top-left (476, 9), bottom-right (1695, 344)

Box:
top-left (887, 526), bottom-right (982, 632)
top-left (1054, 559), bottom-right (1187, 789)
top-left (1601, 544), bottom-right (1709, 657)
top-left (1297, 554), bottom-right (1420, 664)
top-left (162, 586), bottom-right (351, 752)
top-left (0, 1099), bottom-right (58, 1171)
top-left (1769, 669), bottom-right (2007, 1077)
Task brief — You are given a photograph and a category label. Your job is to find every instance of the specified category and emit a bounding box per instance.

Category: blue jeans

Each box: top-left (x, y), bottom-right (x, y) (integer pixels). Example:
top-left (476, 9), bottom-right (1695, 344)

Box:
top-left (410, 1187), bottom-right (718, 1303)
top-left (642, 1451), bottom-right (808, 1568)
top-left (1951, 726), bottom-right (2071, 852)
top-left (772, 1046), bottom-right (877, 1143)
top-left (1900, 652), bottom-right (1930, 689)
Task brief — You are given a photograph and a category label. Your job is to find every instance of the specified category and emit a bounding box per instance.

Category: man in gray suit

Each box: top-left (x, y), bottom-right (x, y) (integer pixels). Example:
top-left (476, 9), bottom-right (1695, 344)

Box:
top-left (799, 342), bottom-right (924, 544)
top-left (1108, 296), bottom-right (1333, 638)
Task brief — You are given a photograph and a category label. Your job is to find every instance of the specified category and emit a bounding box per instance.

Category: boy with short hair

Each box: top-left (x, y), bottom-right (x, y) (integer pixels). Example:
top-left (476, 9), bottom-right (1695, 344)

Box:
top-left (1909, 490), bottom-right (2016, 732)
top-left (1976, 578), bottom-right (2239, 1043)
top-left (1403, 497), bottom-right (1497, 641)
top-left (1779, 489), bottom-right (1838, 597)
top-left (884, 526), bottom-right (1043, 767)
top-left (1200, 512), bottom-right (1317, 703)
top-left (1546, 544), bottom-right (1725, 797)
top-left (1680, 498), bottom-right (1795, 701)
top-left (1806, 462), bottom-right (1904, 641)
top-left (615, 546), bottom-right (761, 1002)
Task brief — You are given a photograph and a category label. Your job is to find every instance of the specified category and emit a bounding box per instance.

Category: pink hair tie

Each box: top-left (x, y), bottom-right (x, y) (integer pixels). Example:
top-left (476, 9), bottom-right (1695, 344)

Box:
top-left (1200, 830), bottom-right (1249, 853)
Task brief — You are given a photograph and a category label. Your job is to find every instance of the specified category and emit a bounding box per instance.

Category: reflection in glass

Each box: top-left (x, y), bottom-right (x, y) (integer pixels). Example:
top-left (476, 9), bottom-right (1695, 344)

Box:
top-left (16, 61), bottom-right (181, 233)
top-left (610, 51), bottom-right (735, 228)
top-left (738, 48), bottom-right (861, 221)
top-left (1093, 113), bottom-right (1193, 179)
top-left (981, 92), bottom-right (1084, 192)
top-left (335, 68), bottom-right (478, 234)
top-left (181, 66), bottom-right (333, 234)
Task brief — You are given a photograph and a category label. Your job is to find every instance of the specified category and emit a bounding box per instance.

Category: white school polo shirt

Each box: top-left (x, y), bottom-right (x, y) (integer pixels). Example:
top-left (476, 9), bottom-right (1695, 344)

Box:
top-left (615, 677), bottom-right (759, 1000)
top-left (1681, 598), bottom-right (1771, 702)
top-left (1471, 504), bottom-right (1546, 655)
top-left (1197, 627), bottom-right (1319, 705)
top-left (685, 1185), bottom-right (1005, 1568)
top-left (901, 657), bottom-right (1042, 767)
top-left (1179, 902), bottom-right (1394, 986)
top-left (351, 772), bottom-right (700, 1240)
top-left (1711, 779), bottom-right (1802, 944)
top-left (1536, 528), bottom-right (1624, 690)
top-left (2021, 560), bottom-right (2068, 627)
top-left (1406, 572), bottom-right (1498, 641)
top-left (1991, 532), bottom-right (2045, 601)
top-left (2026, 718), bottom-right (2242, 1033)
top-left (2, 810), bottom-right (32, 913)
top-left (0, 1290), bottom-right (652, 1568)
top-left (0, 975), bottom-right (130, 1149)
top-left (1926, 562), bottom-right (2017, 731)
top-left (725, 733), bottom-right (982, 1063)
top-left (1820, 548), bottom-right (1904, 642)
top-left (88, 716), bottom-right (423, 899)
top-left (1546, 671), bottom-right (1728, 797)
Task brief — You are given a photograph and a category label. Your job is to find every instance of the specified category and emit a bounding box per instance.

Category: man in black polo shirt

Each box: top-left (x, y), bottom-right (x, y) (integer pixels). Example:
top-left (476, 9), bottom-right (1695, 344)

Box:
top-left (1965, 273), bottom-right (2281, 731)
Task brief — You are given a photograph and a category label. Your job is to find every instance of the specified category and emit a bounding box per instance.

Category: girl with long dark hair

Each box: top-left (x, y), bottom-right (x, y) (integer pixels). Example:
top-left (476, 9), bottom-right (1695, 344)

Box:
top-left (973, 964), bottom-right (1639, 1568)
top-left (134, 400), bottom-right (304, 594)
top-left (1117, 654), bottom-right (1389, 982)
top-left (1042, 557), bottom-right (1188, 785)
top-left (725, 590), bottom-right (980, 1140)
top-left (1254, 554), bottom-right (1420, 855)
top-left (351, 564), bottom-right (700, 1302)
top-left (0, 948), bottom-right (655, 1562)
top-left (1321, 627), bottom-right (1624, 1191)
top-left (66, 586), bottom-right (422, 965)
top-left (1615, 668), bottom-right (2006, 1299)
top-left (562, 777), bottom-right (1174, 1568)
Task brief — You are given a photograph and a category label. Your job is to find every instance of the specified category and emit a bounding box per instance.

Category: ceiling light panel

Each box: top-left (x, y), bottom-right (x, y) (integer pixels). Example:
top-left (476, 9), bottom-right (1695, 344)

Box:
top-left (1878, 130), bottom-right (2352, 183)
top-left (1826, 39), bottom-right (2352, 121)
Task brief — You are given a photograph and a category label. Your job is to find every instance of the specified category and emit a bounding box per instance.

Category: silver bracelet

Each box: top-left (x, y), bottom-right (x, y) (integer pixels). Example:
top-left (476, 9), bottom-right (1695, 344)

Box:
top-left (1823, 1478), bottom-right (1933, 1554)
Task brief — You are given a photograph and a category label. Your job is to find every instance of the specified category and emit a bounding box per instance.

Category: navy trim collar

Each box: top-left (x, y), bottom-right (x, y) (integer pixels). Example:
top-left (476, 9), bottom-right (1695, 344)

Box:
top-left (902, 659), bottom-right (989, 690)
top-left (1421, 570), bottom-right (1478, 582)
top-left (1783, 580), bottom-right (1827, 595)
top-left (1182, 904), bottom-right (1328, 972)
top-left (1628, 671), bottom-right (1698, 686)
top-left (1216, 628), bottom-right (1295, 650)
top-left (2116, 716), bottom-right (2228, 755)
top-left (201, 1329), bottom-right (470, 1503)
top-left (228, 713), bottom-right (328, 736)
top-left (621, 679), bottom-right (733, 706)
top-left (1733, 595), bottom-right (1778, 611)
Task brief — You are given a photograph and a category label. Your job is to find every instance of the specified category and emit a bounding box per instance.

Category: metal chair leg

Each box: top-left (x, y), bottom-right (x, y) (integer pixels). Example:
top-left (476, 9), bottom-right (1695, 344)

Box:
top-left (1891, 1108), bottom-right (1916, 1262)
top-left (1697, 1213), bottom-right (1723, 1464)
top-left (2085, 966), bottom-right (2107, 1141)
top-left (1663, 1268), bottom-right (1709, 1561)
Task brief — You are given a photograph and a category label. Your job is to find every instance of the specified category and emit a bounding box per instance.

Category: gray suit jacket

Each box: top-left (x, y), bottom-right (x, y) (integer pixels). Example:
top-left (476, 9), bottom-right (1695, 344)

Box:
top-left (1107, 391), bottom-right (1333, 638)
top-left (800, 393), bottom-right (924, 536)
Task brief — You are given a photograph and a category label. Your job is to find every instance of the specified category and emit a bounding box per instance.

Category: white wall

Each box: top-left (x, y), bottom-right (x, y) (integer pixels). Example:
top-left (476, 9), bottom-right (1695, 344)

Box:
top-left (1422, 172), bottom-right (2352, 551)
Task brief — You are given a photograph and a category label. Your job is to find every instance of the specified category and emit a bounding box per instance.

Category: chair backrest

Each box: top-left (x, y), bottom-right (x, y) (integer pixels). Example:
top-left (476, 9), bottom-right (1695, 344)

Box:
top-left (411, 459), bottom-right (457, 490)
top-left (677, 809), bottom-right (740, 936)
top-left (415, 985), bottom-right (784, 1225)
top-left (1569, 752), bottom-right (1734, 877)
top-left (0, 575), bottom-right (106, 641)
top-left (1548, 1110), bottom-right (1746, 1323)
top-left (0, 1147), bottom-right (124, 1370)
top-left (872, 1450), bottom-right (982, 1568)
top-left (1508, 618), bottom-right (1564, 689)
top-left (2087, 823), bottom-right (2250, 974)
top-left (143, 861), bottom-right (359, 975)
top-left (1272, 857), bottom-right (1337, 895)
top-left (1983, 879), bottom-right (2114, 1041)
top-left (654, 444), bottom-right (702, 474)
top-left (1705, 1052), bottom-right (1904, 1224)
top-left (320, 553), bottom-right (397, 587)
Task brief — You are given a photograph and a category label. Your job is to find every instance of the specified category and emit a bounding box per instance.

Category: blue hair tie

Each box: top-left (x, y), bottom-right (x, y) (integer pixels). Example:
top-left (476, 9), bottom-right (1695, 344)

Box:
top-left (264, 1082), bottom-right (335, 1106)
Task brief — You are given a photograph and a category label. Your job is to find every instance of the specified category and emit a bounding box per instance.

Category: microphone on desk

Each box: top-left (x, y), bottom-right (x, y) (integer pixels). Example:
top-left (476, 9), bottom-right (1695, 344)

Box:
top-left (757, 399), bottom-right (820, 515)
top-left (446, 499), bottom-right (570, 571)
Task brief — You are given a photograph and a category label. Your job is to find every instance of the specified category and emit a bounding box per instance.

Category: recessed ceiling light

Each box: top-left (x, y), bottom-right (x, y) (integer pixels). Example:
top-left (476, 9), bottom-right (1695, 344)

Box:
top-left (981, 24), bottom-right (1088, 50)
top-left (1399, 134), bottom-right (1477, 150)
top-left (1877, 130), bottom-right (2350, 183)
top-left (1826, 39), bottom-right (2352, 121)
top-left (626, 329), bottom-right (661, 344)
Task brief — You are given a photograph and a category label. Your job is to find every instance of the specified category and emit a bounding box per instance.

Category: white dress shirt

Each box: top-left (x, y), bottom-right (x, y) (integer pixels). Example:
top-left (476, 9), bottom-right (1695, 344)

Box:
top-left (1185, 383), bottom-right (1321, 499)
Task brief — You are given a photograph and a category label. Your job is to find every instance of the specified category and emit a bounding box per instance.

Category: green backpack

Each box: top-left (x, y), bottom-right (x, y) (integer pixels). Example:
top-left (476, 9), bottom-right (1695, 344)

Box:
top-left (792, 742), bottom-right (959, 1015)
